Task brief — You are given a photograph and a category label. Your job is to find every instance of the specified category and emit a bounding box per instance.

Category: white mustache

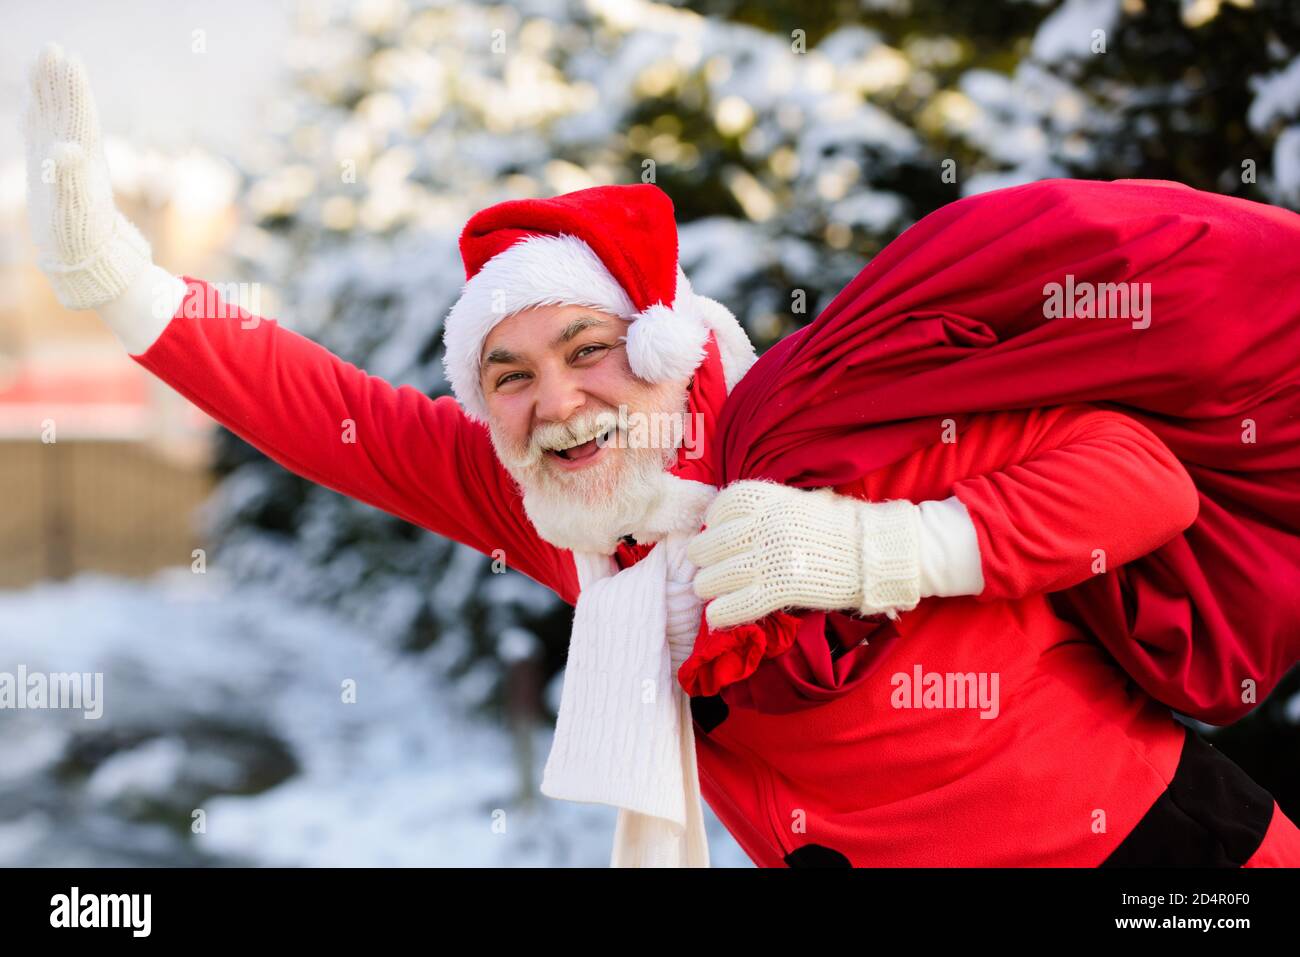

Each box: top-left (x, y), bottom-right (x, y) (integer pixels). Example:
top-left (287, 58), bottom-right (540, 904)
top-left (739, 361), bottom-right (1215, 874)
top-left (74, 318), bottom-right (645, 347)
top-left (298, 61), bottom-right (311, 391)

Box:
top-left (511, 406), bottom-right (629, 469)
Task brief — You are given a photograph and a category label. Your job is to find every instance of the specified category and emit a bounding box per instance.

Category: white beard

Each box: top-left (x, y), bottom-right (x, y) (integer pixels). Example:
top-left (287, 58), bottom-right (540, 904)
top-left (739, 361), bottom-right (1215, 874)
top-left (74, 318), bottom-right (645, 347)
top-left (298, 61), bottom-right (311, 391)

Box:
top-left (488, 392), bottom-right (715, 554)
top-left (516, 445), bottom-right (676, 553)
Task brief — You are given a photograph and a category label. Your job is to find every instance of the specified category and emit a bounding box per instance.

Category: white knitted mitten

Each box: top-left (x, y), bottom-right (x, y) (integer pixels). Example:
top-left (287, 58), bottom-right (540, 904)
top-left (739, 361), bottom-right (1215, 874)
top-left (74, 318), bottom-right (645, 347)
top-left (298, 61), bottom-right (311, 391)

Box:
top-left (686, 479), bottom-right (924, 630)
top-left (23, 43), bottom-right (152, 311)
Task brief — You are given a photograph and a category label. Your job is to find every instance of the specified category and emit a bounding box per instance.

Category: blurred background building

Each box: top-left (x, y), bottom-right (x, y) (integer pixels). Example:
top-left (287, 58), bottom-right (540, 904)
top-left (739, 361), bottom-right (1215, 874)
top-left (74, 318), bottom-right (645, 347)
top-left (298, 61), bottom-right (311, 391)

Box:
top-left (0, 162), bottom-right (234, 587)
top-left (0, 0), bottom-right (1297, 866)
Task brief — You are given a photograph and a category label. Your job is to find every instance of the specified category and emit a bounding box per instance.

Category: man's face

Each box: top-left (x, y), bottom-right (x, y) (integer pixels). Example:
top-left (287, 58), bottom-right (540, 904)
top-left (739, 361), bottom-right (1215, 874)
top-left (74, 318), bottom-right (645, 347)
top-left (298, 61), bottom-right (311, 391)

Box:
top-left (480, 303), bottom-right (691, 551)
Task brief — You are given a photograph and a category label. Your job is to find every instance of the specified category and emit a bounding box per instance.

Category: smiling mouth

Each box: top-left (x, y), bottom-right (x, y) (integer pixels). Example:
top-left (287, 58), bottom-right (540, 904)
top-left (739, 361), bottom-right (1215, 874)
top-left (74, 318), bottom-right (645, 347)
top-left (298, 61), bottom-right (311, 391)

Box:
top-left (548, 428), bottom-right (614, 462)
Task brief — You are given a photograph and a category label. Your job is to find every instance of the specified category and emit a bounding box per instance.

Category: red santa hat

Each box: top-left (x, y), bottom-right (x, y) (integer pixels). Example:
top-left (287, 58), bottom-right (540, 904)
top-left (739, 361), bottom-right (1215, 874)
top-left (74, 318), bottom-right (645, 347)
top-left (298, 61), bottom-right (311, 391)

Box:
top-left (442, 183), bottom-right (757, 423)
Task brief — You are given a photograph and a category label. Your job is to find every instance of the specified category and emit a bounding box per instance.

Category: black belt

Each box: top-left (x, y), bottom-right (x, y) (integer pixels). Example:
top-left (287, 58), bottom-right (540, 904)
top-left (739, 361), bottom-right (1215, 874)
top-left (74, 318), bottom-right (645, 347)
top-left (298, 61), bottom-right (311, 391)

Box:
top-left (1101, 723), bottom-right (1275, 867)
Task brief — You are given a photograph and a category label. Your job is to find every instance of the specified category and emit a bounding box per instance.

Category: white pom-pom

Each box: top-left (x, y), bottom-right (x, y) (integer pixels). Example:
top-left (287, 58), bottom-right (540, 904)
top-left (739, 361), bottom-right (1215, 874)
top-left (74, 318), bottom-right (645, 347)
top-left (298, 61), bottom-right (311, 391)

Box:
top-left (625, 304), bottom-right (709, 382)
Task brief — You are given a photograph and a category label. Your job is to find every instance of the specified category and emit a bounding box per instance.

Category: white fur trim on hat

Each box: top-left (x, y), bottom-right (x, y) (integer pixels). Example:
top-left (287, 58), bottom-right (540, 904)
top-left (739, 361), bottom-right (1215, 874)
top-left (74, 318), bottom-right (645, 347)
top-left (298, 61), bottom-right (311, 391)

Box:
top-left (442, 234), bottom-right (757, 423)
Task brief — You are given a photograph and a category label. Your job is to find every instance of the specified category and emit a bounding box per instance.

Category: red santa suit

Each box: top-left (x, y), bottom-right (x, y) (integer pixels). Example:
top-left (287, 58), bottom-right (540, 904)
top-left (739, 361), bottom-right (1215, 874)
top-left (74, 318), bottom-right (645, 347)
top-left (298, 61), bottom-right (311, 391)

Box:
top-left (129, 263), bottom-right (1300, 866)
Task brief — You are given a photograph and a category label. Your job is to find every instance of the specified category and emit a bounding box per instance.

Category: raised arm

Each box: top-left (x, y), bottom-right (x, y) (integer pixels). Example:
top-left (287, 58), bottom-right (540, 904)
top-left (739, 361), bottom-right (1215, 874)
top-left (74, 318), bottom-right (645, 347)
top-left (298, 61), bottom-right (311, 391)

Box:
top-left (131, 277), bottom-right (572, 582)
top-left (22, 43), bottom-right (578, 604)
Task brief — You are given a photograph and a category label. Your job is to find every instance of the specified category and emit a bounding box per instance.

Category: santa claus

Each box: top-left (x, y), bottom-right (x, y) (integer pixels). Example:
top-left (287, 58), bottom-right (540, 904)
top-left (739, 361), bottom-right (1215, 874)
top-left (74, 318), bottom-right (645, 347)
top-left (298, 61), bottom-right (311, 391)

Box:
top-left (24, 44), bottom-right (1300, 868)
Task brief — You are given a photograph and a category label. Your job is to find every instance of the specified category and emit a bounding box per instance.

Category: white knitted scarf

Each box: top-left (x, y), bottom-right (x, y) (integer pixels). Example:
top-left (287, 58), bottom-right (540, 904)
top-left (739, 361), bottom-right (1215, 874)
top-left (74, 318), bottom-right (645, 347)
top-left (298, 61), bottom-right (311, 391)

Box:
top-left (539, 481), bottom-right (717, 867)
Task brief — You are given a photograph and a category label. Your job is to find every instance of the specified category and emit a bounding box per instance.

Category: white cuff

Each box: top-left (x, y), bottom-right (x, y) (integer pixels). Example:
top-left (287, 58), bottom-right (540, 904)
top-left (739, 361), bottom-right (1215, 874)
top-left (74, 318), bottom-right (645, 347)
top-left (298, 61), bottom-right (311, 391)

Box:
top-left (41, 211), bottom-right (153, 312)
top-left (96, 264), bottom-right (188, 355)
top-left (917, 496), bottom-right (985, 598)
top-left (857, 499), bottom-right (922, 618)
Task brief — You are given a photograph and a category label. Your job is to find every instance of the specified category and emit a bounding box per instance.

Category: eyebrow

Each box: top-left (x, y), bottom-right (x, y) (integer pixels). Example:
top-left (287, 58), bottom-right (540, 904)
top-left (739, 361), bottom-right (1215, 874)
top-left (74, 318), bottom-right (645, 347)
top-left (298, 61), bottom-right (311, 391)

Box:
top-left (481, 316), bottom-right (610, 368)
top-left (482, 347), bottom-right (522, 367)
top-left (553, 316), bottom-right (609, 346)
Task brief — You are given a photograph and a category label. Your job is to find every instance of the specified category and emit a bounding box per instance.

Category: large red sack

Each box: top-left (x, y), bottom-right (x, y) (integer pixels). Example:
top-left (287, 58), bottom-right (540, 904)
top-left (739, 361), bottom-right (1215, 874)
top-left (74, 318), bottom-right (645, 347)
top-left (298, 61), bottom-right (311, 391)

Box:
top-left (707, 178), bottom-right (1300, 726)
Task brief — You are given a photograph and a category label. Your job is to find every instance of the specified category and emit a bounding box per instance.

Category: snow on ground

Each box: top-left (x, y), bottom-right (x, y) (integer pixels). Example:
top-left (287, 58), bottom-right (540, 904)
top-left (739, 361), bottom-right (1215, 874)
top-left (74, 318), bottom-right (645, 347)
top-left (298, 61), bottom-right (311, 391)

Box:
top-left (0, 569), bottom-right (750, 867)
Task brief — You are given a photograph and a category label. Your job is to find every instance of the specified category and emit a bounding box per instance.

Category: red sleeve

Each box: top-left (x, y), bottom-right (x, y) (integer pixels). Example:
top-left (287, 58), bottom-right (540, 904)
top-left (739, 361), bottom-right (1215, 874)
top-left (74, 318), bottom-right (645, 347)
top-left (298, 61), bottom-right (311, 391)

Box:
top-left (948, 404), bottom-right (1200, 601)
top-left (130, 276), bottom-right (579, 605)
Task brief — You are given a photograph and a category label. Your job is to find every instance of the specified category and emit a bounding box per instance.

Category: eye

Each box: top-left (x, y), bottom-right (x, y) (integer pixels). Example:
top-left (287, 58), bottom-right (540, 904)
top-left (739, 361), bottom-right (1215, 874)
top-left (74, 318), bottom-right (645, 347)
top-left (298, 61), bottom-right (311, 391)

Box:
top-left (495, 371), bottom-right (529, 389)
top-left (573, 343), bottom-right (608, 361)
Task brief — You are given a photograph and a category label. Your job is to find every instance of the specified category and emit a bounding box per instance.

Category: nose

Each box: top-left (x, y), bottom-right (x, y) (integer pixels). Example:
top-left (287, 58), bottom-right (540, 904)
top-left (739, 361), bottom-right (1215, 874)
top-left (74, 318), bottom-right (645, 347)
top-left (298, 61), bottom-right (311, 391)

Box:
top-left (533, 368), bottom-right (587, 424)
